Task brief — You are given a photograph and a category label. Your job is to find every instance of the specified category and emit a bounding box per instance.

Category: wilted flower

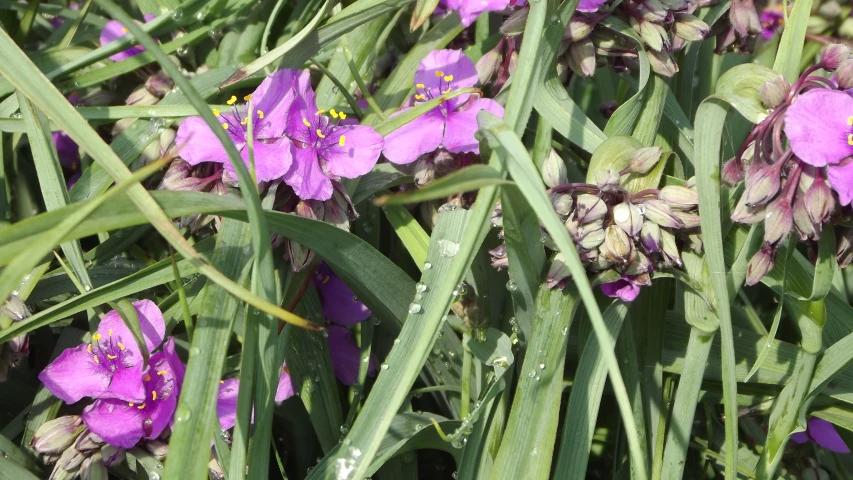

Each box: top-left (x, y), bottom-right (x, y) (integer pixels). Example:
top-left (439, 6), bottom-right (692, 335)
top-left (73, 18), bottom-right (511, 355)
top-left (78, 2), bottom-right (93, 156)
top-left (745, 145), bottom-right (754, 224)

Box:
top-left (100, 14), bottom-right (156, 62)
top-left (791, 417), bottom-right (850, 454)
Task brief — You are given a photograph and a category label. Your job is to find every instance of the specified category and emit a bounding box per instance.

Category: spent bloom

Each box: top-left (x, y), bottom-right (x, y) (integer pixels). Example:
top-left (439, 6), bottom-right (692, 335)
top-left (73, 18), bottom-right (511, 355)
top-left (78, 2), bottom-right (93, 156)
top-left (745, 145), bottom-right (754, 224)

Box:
top-left (759, 8), bottom-right (784, 40)
top-left (39, 300), bottom-right (166, 404)
top-left (791, 417), bottom-right (850, 454)
top-left (176, 69), bottom-right (306, 183)
top-left (100, 14), bottom-right (156, 62)
top-left (383, 49), bottom-right (504, 165)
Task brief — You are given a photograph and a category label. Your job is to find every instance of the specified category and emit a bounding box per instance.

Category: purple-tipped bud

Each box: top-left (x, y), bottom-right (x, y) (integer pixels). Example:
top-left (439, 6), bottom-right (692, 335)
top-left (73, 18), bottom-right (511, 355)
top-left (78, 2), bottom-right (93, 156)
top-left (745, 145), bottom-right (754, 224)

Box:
top-left (836, 60), bottom-right (853, 90)
top-left (101, 445), bottom-right (125, 467)
top-left (805, 177), bottom-right (834, 224)
top-left (578, 227), bottom-right (606, 250)
top-left (674, 13), bottom-right (710, 42)
top-left (613, 202), bottom-right (644, 236)
top-left (763, 197), bottom-right (793, 245)
top-left (500, 8), bottom-right (529, 36)
top-left (58, 444), bottom-right (86, 471)
top-left (731, 0), bottom-right (762, 37)
top-left (576, 194), bottom-right (608, 223)
top-left (759, 75), bottom-right (791, 108)
top-left (31, 416), bottom-right (84, 455)
top-left (672, 211), bottom-right (701, 229)
top-left (545, 253), bottom-right (571, 289)
top-left (633, 18), bottom-right (669, 52)
top-left (722, 158), bottom-right (746, 186)
top-left (659, 185), bottom-right (699, 210)
top-left (625, 146), bottom-right (663, 174)
top-left (125, 86), bottom-right (158, 106)
top-left (744, 161), bottom-right (782, 206)
top-left (603, 225), bottom-right (633, 263)
top-left (564, 18), bottom-right (594, 42)
top-left (639, 0), bottom-right (667, 21)
top-left (144, 439), bottom-right (168, 461)
top-left (820, 43), bottom-right (851, 71)
top-left (145, 71), bottom-right (174, 97)
top-left (640, 222), bottom-right (662, 252)
top-left (73, 431), bottom-right (104, 454)
top-left (542, 149), bottom-right (568, 188)
top-left (158, 160), bottom-right (207, 192)
top-left (642, 199), bottom-right (685, 229)
top-left (489, 244), bottom-right (508, 270)
top-left (551, 193), bottom-right (574, 217)
top-left (659, 229), bottom-right (682, 267)
top-left (745, 246), bottom-right (776, 286)
top-left (792, 194), bottom-right (818, 240)
top-left (647, 49), bottom-right (679, 77)
top-left (568, 39), bottom-right (596, 77)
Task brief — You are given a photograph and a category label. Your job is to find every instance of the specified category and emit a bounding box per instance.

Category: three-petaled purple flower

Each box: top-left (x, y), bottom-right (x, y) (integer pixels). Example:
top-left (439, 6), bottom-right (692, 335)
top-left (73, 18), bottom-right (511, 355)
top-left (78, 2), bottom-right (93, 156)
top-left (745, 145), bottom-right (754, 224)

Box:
top-left (383, 49), bottom-right (504, 165)
top-left (759, 8), bottom-right (784, 40)
top-left (82, 338), bottom-right (184, 448)
top-left (282, 87), bottom-right (384, 201)
top-left (784, 89), bottom-right (853, 206)
top-left (39, 300), bottom-right (166, 404)
top-left (176, 69), bottom-right (306, 183)
top-left (791, 417), bottom-right (850, 454)
top-left (100, 14), bottom-right (156, 62)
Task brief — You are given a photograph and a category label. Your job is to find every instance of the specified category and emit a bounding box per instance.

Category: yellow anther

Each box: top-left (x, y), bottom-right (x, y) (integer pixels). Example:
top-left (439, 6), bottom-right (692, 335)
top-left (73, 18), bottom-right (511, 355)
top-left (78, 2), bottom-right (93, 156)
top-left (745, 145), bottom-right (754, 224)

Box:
top-left (109, 329), bottom-right (113, 336)
top-left (257, 110), bottom-right (264, 119)
top-left (240, 118), bottom-right (248, 126)
top-left (339, 112), bottom-right (347, 120)
top-left (316, 129), bottom-right (326, 139)
top-left (92, 333), bottom-right (102, 341)
top-left (117, 342), bottom-right (125, 351)
top-left (220, 380), bottom-right (225, 384)
top-left (144, 374), bottom-right (151, 382)
top-left (137, 403), bottom-right (146, 409)
top-left (416, 83), bottom-right (425, 89)
top-left (87, 344), bottom-right (92, 354)
top-left (243, 94), bottom-right (252, 101)
top-left (415, 94), bottom-right (426, 101)
top-left (107, 354), bottom-right (117, 360)
top-left (435, 70), bottom-right (444, 77)
top-left (848, 116), bottom-right (853, 126)
top-left (221, 123), bottom-right (229, 130)
top-left (128, 403), bottom-right (134, 407)
top-left (322, 276), bottom-right (330, 284)
top-left (339, 135), bottom-right (346, 147)
top-left (226, 95), bottom-right (237, 105)
top-left (444, 75), bottom-right (453, 82)
top-left (316, 109), bottom-right (326, 116)
top-left (443, 88), bottom-right (452, 94)
top-left (157, 370), bottom-right (168, 376)
top-left (303, 118), bottom-right (311, 127)
top-left (121, 27), bottom-right (128, 33)
top-left (330, 109), bottom-right (339, 118)
top-left (93, 356), bottom-right (100, 364)
top-left (213, 109), bottom-right (220, 116)
top-left (849, 134), bottom-right (853, 146)
top-left (152, 391), bottom-right (157, 401)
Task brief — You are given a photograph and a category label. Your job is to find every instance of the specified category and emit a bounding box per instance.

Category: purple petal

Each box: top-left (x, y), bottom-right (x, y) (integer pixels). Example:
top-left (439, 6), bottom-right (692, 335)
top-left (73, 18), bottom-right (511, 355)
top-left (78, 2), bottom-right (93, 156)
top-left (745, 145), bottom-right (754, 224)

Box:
top-left (100, 20), bottom-right (147, 62)
top-left (283, 147), bottom-right (333, 201)
top-left (103, 362), bottom-right (146, 403)
top-left (791, 431), bottom-right (810, 444)
top-left (577, 0), bottom-right (608, 13)
top-left (275, 363), bottom-right (294, 402)
top-left (52, 131), bottom-right (79, 169)
top-left (319, 125), bottom-right (383, 179)
top-left (439, 0), bottom-right (510, 27)
top-left (161, 338), bottom-right (185, 395)
top-left (382, 108), bottom-right (445, 165)
top-left (415, 49), bottom-right (479, 92)
top-left (785, 89), bottom-right (853, 167)
top-left (600, 278), bottom-right (641, 302)
top-left (327, 326), bottom-right (376, 385)
top-left (82, 401), bottom-right (146, 449)
top-left (252, 69), bottom-right (307, 139)
top-left (443, 98), bottom-right (504, 154)
top-left (138, 350), bottom-right (180, 441)
top-left (827, 157), bottom-right (853, 206)
top-left (175, 116), bottom-right (234, 166)
top-left (232, 138), bottom-right (293, 182)
top-left (313, 265), bottom-right (371, 326)
top-left (216, 378), bottom-right (240, 430)
top-left (808, 417), bottom-right (850, 453)
top-left (38, 345), bottom-right (111, 404)
top-left (98, 299), bottom-right (165, 354)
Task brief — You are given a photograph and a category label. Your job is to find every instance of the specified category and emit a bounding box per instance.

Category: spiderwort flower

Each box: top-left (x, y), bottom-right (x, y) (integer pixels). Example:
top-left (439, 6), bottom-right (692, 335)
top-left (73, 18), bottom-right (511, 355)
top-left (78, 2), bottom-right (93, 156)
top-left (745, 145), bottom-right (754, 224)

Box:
top-left (791, 417), bottom-right (851, 454)
top-left (39, 300), bottom-right (165, 404)
top-left (759, 8), bottom-right (784, 40)
top-left (600, 275), bottom-right (647, 302)
top-left (216, 365), bottom-right (294, 431)
top-left (784, 89), bottom-right (853, 205)
top-left (438, 0), bottom-right (510, 27)
top-left (81, 339), bottom-right (183, 449)
top-left (383, 49), bottom-right (504, 165)
top-left (282, 87), bottom-right (384, 201)
top-left (100, 14), bottom-right (156, 62)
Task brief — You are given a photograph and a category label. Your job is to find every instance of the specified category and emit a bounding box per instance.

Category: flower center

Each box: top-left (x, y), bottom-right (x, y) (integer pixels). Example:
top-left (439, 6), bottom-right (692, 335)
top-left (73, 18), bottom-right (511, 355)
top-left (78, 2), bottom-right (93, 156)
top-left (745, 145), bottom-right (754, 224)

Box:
top-left (300, 109), bottom-right (347, 148)
top-left (213, 95), bottom-right (267, 143)
top-left (88, 330), bottom-right (132, 371)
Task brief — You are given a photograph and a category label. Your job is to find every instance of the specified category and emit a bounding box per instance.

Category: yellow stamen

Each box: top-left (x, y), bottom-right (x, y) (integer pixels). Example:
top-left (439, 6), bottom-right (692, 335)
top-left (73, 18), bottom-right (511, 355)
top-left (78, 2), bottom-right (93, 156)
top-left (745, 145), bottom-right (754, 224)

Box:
top-left (107, 354), bottom-right (117, 360)
top-left (121, 27), bottom-right (128, 33)
top-left (443, 88), bottom-right (452, 94)
top-left (339, 135), bottom-right (346, 147)
top-left (220, 380), bottom-right (224, 384)
top-left (221, 123), bottom-right (229, 130)
top-left (226, 95), bottom-right (237, 105)
top-left (444, 75), bottom-right (453, 82)
top-left (435, 70), bottom-right (444, 77)
top-left (241, 118), bottom-right (248, 126)
top-left (322, 276), bottom-right (330, 284)
top-left (92, 333), bottom-right (102, 341)
top-left (316, 109), bottom-right (326, 116)
top-left (243, 94), bottom-right (252, 101)
top-left (415, 94), bottom-right (426, 100)
top-left (848, 116), bottom-right (853, 126)
top-left (137, 403), bottom-right (146, 409)
top-left (330, 109), bottom-right (339, 118)
top-left (302, 118), bottom-right (311, 127)
top-left (213, 109), bottom-right (220, 116)
top-left (117, 342), bottom-right (125, 351)
top-left (152, 391), bottom-right (157, 401)
top-left (108, 329), bottom-right (113, 336)
top-left (144, 374), bottom-right (151, 382)
top-left (93, 356), bottom-right (100, 364)
top-left (257, 110), bottom-right (264, 119)
top-left (157, 370), bottom-right (168, 376)
top-left (87, 344), bottom-right (92, 354)
top-left (339, 112), bottom-right (347, 120)
top-left (316, 129), bottom-right (326, 139)
top-left (849, 133), bottom-right (853, 146)
top-left (416, 83), bottom-right (425, 89)
top-left (129, 403), bottom-right (134, 407)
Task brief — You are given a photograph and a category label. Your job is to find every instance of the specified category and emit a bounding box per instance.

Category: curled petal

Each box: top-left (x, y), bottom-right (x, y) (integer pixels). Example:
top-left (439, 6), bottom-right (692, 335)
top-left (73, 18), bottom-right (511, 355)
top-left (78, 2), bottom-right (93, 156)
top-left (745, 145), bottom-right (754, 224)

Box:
top-left (600, 277), bottom-right (641, 302)
top-left (808, 417), bottom-right (850, 454)
top-left (313, 264), bottom-right (371, 326)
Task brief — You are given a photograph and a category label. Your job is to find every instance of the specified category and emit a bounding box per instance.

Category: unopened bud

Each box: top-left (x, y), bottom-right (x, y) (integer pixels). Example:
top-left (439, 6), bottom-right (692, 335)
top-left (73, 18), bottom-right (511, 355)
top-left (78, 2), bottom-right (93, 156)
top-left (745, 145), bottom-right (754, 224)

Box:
top-left (745, 246), bottom-right (776, 286)
top-left (792, 194), bottom-right (818, 240)
top-left (836, 59), bottom-right (853, 90)
top-left (58, 445), bottom-right (86, 471)
top-left (625, 146), bottom-right (663, 174)
top-left (491, 203), bottom-right (504, 228)
top-left (731, 193), bottom-right (766, 224)
top-left (673, 13), bottom-right (709, 42)
top-left (500, 8), bottom-right (529, 36)
top-left (640, 222), bottom-right (662, 252)
top-left (633, 17), bottom-right (668, 52)
top-left (594, 168), bottom-right (621, 191)
top-left (145, 71), bottom-right (174, 97)
top-left (125, 86), bottom-right (158, 106)
top-left (624, 249), bottom-right (653, 275)
top-left (575, 194), bottom-right (608, 223)
top-left (603, 225), bottom-right (633, 263)
top-left (805, 178), bottom-right (834, 224)
top-left (744, 161), bottom-right (782, 206)
top-left (564, 18), bottom-right (594, 42)
top-left (476, 49), bottom-right (502, 85)
top-left (722, 158), bottom-right (745, 186)
top-left (643, 199), bottom-right (685, 229)
top-left (80, 452), bottom-right (106, 480)
top-left (489, 244), bottom-right (508, 270)
top-left (578, 227), bottom-right (606, 250)
top-left (542, 149), bottom-right (568, 188)
top-left (73, 430), bottom-right (104, 453)
top-left (659, 185), bottom-right (699, 210)
top-left (101, 445), bottom-right (125, 467)
top-left (551, 193), bottom-right (574, 217)
top-left (763, 197), bottom-right (793, 245)
top-left (545, 253), bottom-right (571, 289)
top-left (613, 202), bottom-right (644, 236)
top-left (672, 211), bottom-right (701, 229)
top-left (50, 462), bottom-right (79, 480)
top-left (759, 75), bottom-right (791, 108)
top-left (819, 1), bottom-right (841, 18)
top-left (31, 416), bottom-right (84, 455)
top-left (820, 43), bottom-right (851, 71)
top-left (144, 439), bottom-right (168, 461)
top-left (731, 0), bottom-right (762, 37)
top-left (158, 160), bottom-right (206, 192)
top-left (659, 229), bottom-right (682, 266)
top-left (838, 228), bottom-right (853, 268)
top-left (647, 48), bottom-right (679, 77)
top-left (568, 38), bottom-right (596, 77)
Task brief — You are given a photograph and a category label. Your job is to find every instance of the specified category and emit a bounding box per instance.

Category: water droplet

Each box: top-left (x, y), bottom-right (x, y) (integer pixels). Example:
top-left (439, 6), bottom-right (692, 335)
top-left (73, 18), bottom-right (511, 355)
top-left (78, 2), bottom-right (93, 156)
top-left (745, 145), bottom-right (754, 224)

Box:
top-left (380, 363), bottom-right (389, 370)
top-left (527, 371), bottom-right (535, 378)
top-left (340, 425), bottom-right (349, 434)
top-left (561, 326), bottom-right (569, 335)
top-left (177, 46), bottom-right (189, 56)
top-left (540, 235), bottom-right (548, 243)
top-left (441, 315), bottom-right (448, 322)
top-left (423, 261), bottom-right (432, 270)
top-left (393, 338), bottom-right (400, 345)
top-left (535, 376), bottom-right (541, 381)
top-left (373, 317), bottom-right (381, 325)
top-left (506, 280), bottom-right (518, 291)
top-left (539, 363), bottom-right (545, 370)
top-left (174, 405), bottom-right (192, 423)
top-left (408, 303), bottom-right (422, 314)
top-left (155, 463), bottom-right (163, 469)
top-left (84, 285), bottom-right (92, 291)
top-left (171, 8), bottom-right (183, 20)
top-left (151, 474), bottom-right (160, 480)
top-left (438, 203), bottom-right (459, 213)
top-left (415, 282), bottom-right (428, 293)
top-left (414, 293), bottom-right (423, 302)
top-left (438, 239), bottom-right (460, 257)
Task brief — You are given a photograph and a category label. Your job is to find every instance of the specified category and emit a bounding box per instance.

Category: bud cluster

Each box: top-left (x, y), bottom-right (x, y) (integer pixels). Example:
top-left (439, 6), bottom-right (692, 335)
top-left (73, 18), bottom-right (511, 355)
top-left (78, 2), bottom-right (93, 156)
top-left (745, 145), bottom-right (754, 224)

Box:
top-left (490, 149), bottom-right (700, 301)
top-left (0, 295), bottom-right (30, 382)
top-left (31, 416), bottom-right (125, 480)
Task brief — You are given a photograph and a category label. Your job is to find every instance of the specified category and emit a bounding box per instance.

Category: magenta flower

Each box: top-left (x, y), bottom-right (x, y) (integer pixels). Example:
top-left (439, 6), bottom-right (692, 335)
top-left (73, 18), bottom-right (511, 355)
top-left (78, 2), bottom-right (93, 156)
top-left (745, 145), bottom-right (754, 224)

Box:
top-left (791, 417), bottom-right (850, 454)
top-left (512, 0), bottom-right (606, 12)
top-left (81, 338), bottom-right (184, 449)
top-left (600, 275), bottom-right (642, 302)
top-left (176, 69), bottom-right (308, 183)
top-left (49, 4), bottom-right (80, 29)
top-left (53, 92), bottom-right (82, 188)
top-left (216, 365), bottom-right (294, 431)
top-left (759, 8), bottom-right (784, 40)
top-left (438, 0), bottom-right (510, 27)
top-left (784, 89), bottom-right (853, 205)
top-left (282, 87), bottom-right (384, 201)
top-left (383, 49), bottom-right (504, 165)
top-left (100, 14), bottom-right (156, 62)
top-left (39, 300), bottom-right (166, 404)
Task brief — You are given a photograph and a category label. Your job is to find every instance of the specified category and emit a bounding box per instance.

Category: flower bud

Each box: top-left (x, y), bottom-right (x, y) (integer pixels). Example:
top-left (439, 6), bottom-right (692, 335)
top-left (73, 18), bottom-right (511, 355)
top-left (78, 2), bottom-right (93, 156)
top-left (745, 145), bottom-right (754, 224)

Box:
top-left (672, 211), bottom-right (701, 229)
top-left (759, 75), bottom-right (791, 108)
top-left (659, 229), bottom-right (682, 267)
top-left (745, 246), bottom-right (776, 286)
top-left (489, 244), bottom-right (508, 270)
top-left (640, 222), bottom-right (662, 252)
top-left (551, 193), bottom-right (574, 217)
top-left (1, 294), bottom-right (29, 322)
top-left (836, 59), bottom-right (853, 90)
top-left (731, 193), bottom-right (766, 224)
top-left (145, 70), bottom-right (174, 97)
top-left (542, 149), bottom-right (568, 188)
top-left (51, 462), bottom-right (79, 480)
top-left (545, 253), bottom-right (571, 289)
top-left (158, 160), bottom-right (206, 192)
top-left (575, 194), bottom-right (608, 223)
top-left (603, 225), bottom-right (633, 263)
top-left (744, 161), bottom-right (782, 206)
top-left (476, 49), bottom-right (502, 85)
top-left (624, 249), bottom-right (653, 275)
top-left (568, 38), bottom-right (596, 77)
top-left (564, 18), bottom-right (594, 42)
top-left (31, 416), bottom-right (84, 455)
top-left (101, 445), bottom-right (125, 467)
top-left (731, 0), bottom-right (762, 37)
top-left (820, 43), bottom-right (851, 71)
top-left (721, 158), bottom-right (745, 186)
top-left (625, 146), bottom-right (662, 174)
top-left (633, 18), bottom-right (669, 52)
top-left (588, 250), bottom-right (614, 270)
top-left (639, 0), bottom-right (667, 21)
top-left (647, 48), bottom-right (679, 77)
top-left (642, 199), bottom-right (685, 229)
top-left (58, 444), bottom-right (86, 471)
top-left (125, 86), bottom-right (158, 106)
top-left (578, 227), bottom-right (606, 250)
top-left (613, 202), bottom-right (644, 236)
top-left (500, 8), bottom-right (528, 36)
top-left (659, 185), bottom-right (698, 210)
top-left (594, 168), bottom-right (621, 192)
top-left (762, 197), bottom-right (793, 245)
top-left (73, 430), bottom-right (104, 453)
top-left (792, 194), bottom-right (818, 240)
top-left (80, 452), bottom-right (106, 480)
top-left (673, 14), bottom-right (710, 42)
top-left (837, 228), bottom-right (853, 268)
top-left (805, 178), bottom-right (834, 224)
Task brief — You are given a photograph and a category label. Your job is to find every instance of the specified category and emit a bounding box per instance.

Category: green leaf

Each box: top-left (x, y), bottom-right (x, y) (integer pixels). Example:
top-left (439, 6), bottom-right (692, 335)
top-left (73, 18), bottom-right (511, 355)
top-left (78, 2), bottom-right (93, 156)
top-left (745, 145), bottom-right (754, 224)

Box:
top-left (409, 0), bottom-right (440, 31)
top-left (533, 75), bottom-right (606, 154)
top-left (382, 204), bottom-right (430, 270)
top-left (714, 63), bottom-right (778, 124)
top-left (375, 165), bottom-right (513, 206)
top-left (773, 0), bottom-right (813, 82)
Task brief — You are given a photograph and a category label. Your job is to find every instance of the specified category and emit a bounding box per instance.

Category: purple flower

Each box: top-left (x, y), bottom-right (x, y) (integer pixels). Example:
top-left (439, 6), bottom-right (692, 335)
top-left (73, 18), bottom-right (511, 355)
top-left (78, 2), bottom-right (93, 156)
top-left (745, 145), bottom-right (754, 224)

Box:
top-left (383, 49), bottom-right (504, 165)
top-left (100, 14), bottom-right (156, 62)
top-left (275, 363), bottom-right (295, 402)
top-left (282, 85), bottom-right (384, 201)
top-left (53, 92), bottom-right (82, 188)
top-left (81, 338), bottom-right (183, 449)
top-left (512, 0), bottom-right (606, 12)
top-left (600, 276), bottom-right (642, 302)
top-left (791, 417), bottom-right (850, 454)
top-left (784, 89), bottom-right (853, 205)
top-left (39, 300), bottom-right (166, 404)
top-left (49, 4), bottom-right (79, 29)
top-left (216, 365), bottom-right (294, 431)
top-left (759, 8), bottom-right (784, 40)
top-left (438, 0), bottom-right (510, 27)
top-left (176, 70), bottom-right (307, 183)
